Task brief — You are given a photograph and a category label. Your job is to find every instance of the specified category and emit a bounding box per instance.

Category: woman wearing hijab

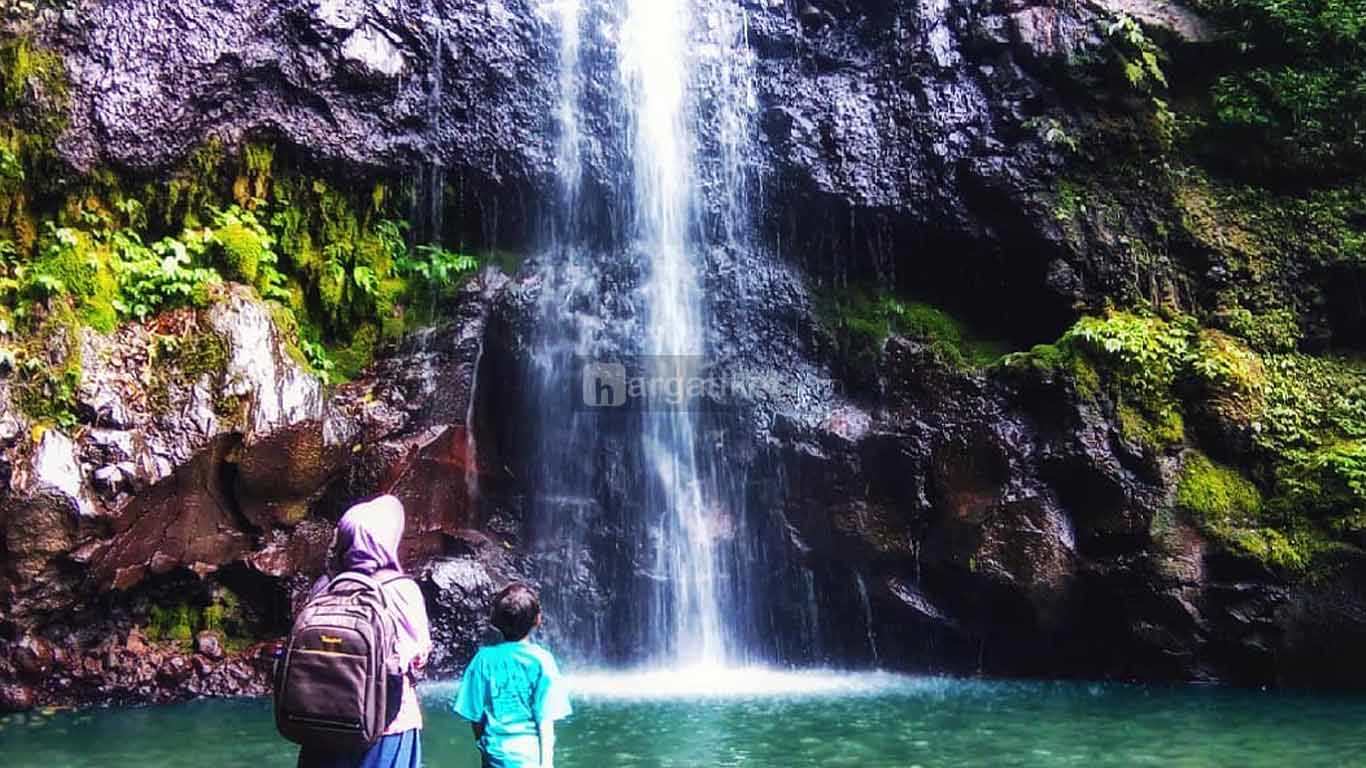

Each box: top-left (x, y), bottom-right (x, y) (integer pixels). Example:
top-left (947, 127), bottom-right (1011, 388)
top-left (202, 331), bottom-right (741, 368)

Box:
top-left (299, 495), bottom-right (432, 768)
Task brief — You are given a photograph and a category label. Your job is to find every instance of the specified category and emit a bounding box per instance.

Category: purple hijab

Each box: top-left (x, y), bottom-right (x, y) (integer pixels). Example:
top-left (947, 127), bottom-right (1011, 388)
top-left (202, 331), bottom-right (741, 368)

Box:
top-left (334, 495), bottom-right (432, 672)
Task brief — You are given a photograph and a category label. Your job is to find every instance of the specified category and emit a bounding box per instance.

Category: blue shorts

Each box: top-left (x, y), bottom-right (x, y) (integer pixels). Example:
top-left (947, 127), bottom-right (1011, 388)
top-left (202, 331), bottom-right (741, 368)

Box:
top-left (298, 729), bottom-right (422, 768)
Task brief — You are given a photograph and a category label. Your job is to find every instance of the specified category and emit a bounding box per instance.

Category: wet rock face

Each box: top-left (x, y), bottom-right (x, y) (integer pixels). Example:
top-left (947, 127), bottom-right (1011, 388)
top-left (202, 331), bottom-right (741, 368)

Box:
top-left (60, 0), bottom-right (556, 182)
top-left (769, 337), bottom-right (1366, 686)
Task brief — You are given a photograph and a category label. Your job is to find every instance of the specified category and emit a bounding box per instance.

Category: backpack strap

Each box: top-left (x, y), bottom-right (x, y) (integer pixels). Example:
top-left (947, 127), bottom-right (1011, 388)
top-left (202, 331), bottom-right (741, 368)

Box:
top-left (327, 572), bottom-right (390, 608)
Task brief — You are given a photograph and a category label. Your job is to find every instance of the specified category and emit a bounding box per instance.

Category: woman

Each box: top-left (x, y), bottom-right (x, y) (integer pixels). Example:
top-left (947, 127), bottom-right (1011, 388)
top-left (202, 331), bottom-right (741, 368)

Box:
top-left (299, 495), bottom-right (432, 768)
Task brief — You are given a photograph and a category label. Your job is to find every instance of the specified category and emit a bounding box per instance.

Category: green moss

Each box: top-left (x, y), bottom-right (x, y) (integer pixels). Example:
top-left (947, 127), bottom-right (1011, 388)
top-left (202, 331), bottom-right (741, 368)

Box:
top-left (999, 342), bottom-right (1103, 399)
top-left (1119, 402), bottom-right (1186, 451)
top-left (213, 220), bottom-right (266, 283)
top-left (148, 326), bottom-right (229, 414)
top-left (13, 299), bottom-right (82, 428)
top-left (328, 323), bottom-right (379, 382)
top-left (1178, 452), bottom-right (1263, 522)
top-left (146, 589), bottom-right (251, 651)
top-left (819, 286), bottom-right (1008, 372)
top-left (146, 604), bottom-right (196, 646)
top-left (1174, 450), bottom-right (1308, 567)
top-left (0, 36), bottom-right (67, 135)
top-left (234, 142), bottom-right (274, 206)
top-left (267, 299), bottom-right (314, 373)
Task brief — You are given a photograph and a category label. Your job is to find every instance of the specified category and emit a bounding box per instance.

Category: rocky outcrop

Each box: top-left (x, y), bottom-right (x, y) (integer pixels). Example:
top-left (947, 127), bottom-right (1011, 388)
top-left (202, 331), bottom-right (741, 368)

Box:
top-left (0, 274), bottom-right (511, 708)
top-left (766, 335), bottom-right (1366, 686)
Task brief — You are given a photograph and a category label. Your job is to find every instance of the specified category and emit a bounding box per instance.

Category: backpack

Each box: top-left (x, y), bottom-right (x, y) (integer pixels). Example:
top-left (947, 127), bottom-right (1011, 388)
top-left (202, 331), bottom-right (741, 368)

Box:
top-left (274, 570), bottom-right (413, 753)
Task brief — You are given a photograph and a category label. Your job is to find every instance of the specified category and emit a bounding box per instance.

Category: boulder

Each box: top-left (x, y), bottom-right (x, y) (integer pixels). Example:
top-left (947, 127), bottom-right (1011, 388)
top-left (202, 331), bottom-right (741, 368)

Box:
top-left (194, 631), bottom-right (224, 661)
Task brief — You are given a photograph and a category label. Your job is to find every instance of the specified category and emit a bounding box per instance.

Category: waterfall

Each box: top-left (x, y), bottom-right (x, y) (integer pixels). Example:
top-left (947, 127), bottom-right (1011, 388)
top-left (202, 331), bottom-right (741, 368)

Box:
top-left (420, 0), bottom-right (446, 243)
top-left (619, 0), bottom-right (726, 665)
top-left (524, 0), bottom-right (761, 670)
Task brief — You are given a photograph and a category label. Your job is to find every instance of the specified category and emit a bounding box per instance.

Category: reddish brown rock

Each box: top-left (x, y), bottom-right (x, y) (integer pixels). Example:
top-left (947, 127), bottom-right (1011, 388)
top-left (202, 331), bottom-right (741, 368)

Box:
top-left (12, 636), bottom-right (55, 681)
top-left (157, 655), bottom-right (192, 686)
top-left (124, 627), bottom-right (149, 655)
top-left (0, 683), bottom-right (34, 712)
top-left (194, 631), bottom-right (224, 661)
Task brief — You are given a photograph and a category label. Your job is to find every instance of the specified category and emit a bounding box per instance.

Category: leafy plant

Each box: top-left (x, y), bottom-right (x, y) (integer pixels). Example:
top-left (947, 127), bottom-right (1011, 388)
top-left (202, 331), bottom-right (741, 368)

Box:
top-left (398, 243), bottom-right (480, 289)
top-left (1024, 117), bottom-right (1081, 154)
top-left (1106, 14), bottom-right (1168, 92)
top-left (112, 232), bottom-right (222, 320)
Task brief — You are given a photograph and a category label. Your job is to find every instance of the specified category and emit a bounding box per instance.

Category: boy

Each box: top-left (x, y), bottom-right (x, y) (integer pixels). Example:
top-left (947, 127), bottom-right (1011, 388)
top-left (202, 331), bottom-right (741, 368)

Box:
top-left (453, 583), bottom-right (572, 768)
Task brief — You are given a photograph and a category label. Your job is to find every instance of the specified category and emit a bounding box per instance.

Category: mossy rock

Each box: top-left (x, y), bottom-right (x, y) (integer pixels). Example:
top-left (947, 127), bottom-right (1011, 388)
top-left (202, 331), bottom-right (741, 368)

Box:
top-left (998, 342), bottom-right (1102, 399)
top-left (329, 323), bottom-right (379, 382)
top-left (819, 286), bottom-right (1008, 373)
top-left (13, 299), bottom-right (83, 428)
top-left (147, 324), bottom-right (230, 414)
top-left (1175, 450), bottom-right (1310, 570)
top-left (213, 221), bottom-right (266, 283)
top-left (0, 36), bottom-right (68, 133)
top-left (1119, 402), bottom-right (1186, 453)
top-left (146, 588), bottom-right (252, 651)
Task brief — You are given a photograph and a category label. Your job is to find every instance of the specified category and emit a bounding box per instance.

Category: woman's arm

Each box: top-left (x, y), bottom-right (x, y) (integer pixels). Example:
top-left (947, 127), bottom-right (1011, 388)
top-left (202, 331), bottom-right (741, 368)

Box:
top-left (538, 720), bottom-right (556, 768)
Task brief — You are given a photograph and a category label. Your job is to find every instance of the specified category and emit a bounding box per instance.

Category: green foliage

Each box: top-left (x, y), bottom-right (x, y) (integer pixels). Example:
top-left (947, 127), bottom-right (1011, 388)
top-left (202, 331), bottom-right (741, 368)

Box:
top-left (1191, 0), bottom-right (1366, 174)
top-left (1217, 306), bottom-right (1302, 353)
top-left (112, 231), bottom-right (221, 320)
top-left (819, 286), bottom-right (1006, 372)
top-left (1038, 306), bottom-right (1365, 569)
top-left (1190, 329), bottom-right (1267, 396)
top-left (1176, 450), bottom-right (1313, 570)
top-left (1062, 310), bottom-right (1195, 416)
top-left (1051, 179), bottom-right (1085, 224)
top-left (1106, 14), bottom-right (1168, 91)
top-left (397, 241), bottom-right (480, 291)
top-left (0, 129), bottom-right (486, 417)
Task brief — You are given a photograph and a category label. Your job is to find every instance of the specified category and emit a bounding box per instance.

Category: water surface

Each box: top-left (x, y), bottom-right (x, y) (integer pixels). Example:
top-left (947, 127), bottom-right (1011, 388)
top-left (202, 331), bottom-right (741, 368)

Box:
top-left (4, 671), bottom-right (1365, 767)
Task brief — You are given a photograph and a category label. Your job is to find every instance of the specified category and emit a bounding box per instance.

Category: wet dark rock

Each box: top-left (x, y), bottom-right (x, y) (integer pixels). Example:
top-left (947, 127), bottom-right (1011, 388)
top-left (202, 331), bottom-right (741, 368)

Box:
top-left (195, 631), bottom-right (224, 661)
top-left (421, 555), bottom-right (501, 675)
top-left (157, 655), bottom-right (192, 687)
top-left (0, 683), bottom-right (34, 713)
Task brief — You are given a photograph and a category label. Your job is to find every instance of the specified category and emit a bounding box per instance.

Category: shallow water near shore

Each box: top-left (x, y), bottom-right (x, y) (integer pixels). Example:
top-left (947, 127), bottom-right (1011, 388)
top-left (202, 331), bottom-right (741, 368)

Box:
top-left (4, 670), bottom-right (1366, 767)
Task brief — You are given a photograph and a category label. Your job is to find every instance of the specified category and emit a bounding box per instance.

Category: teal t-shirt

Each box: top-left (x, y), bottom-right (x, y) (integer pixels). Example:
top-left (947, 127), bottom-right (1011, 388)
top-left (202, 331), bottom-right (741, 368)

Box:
top-left (452, 640), bottom-right (573, 767)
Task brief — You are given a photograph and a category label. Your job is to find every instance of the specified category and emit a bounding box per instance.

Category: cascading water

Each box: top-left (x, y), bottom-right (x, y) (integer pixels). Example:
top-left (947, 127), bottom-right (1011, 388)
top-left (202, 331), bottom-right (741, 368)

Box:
top-left (619, 0), bottom-right (726, 665)
top-left (524, 0), bottom-right (772, 671)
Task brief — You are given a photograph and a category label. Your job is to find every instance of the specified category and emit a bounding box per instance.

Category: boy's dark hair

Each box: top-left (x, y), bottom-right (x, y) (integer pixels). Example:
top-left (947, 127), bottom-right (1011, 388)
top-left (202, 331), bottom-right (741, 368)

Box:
top-left (491, 582), bottom-right (540, 641)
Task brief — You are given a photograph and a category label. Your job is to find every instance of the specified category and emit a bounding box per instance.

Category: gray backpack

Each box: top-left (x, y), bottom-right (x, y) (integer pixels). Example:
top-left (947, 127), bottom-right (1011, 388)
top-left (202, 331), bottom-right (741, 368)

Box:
top-left (274, 571), bottom-right (411, 752)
